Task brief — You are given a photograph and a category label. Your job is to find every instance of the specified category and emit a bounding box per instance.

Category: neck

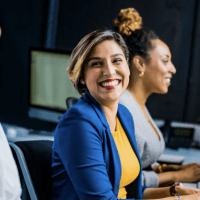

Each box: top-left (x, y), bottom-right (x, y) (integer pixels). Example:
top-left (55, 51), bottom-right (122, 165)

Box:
top-left (100, 101), bottom-right (118, 132)
top-left (127, 75), bottom-right (152, 107)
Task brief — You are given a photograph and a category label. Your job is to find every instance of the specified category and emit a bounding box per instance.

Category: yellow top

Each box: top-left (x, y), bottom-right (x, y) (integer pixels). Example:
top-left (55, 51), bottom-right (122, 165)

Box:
top-left (112, 117), bottom-right (140, 199)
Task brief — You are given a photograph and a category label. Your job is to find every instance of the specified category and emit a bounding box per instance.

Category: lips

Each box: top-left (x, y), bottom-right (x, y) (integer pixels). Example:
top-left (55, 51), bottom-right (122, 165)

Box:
top-left (100, 79), bottom-right (121, 90)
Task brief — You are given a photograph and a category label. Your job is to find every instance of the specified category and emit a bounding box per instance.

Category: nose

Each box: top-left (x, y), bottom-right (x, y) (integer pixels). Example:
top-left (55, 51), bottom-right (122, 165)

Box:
top-left (170, 62), bottom-right (176, 75)
top-left (102, 61), bottom-right (116, 76)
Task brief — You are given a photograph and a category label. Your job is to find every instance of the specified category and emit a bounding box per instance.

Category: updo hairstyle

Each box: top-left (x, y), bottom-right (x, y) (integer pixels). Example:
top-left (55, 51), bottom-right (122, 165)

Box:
top-left (67, 29), bottom-right (130, 95)
top-left (113, 8), bottom-right (159, 61)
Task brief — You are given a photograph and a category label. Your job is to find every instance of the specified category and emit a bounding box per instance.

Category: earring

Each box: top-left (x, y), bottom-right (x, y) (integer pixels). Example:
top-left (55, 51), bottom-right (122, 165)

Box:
top-left (139, 71), bottom-right (144, 78)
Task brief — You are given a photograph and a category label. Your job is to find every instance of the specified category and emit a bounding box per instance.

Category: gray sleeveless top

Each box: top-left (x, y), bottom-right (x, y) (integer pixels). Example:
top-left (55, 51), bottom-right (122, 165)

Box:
top-left (119, 90), bottom-right (165, 187)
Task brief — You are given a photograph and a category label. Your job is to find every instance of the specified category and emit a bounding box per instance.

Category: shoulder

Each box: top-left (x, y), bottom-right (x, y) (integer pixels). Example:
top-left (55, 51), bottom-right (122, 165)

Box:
top-left (119, 90), bottom-right (131, 104)
top-left (119, 91), bottom-right (140, 120)
top-left (118, 103), bottom-right (134, 127)
top-left (64, 97), bottom-right (98, 119)
top-left (55, 97), bottom-right (103, 141)
top-left (119, 91), bottom-right (137, 117)
top-left (62, 98), bottom-right (101, 125)
top-left (118, 103), bottom-right (131, 114)
top-left (119, 90), bottom-right (137, 110)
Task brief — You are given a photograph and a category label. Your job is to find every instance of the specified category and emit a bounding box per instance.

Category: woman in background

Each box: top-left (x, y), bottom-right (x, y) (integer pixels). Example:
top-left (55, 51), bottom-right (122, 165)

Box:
top-left (52, 29), bottom-right (200, 199)
top-left (114, 8), bottom-right (200, 188)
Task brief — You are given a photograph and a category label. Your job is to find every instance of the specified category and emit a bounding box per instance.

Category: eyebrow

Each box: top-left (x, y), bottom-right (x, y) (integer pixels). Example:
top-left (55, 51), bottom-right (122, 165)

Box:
top-left (87, 57), bottom-right (101, 63)
top-left (87, 53), bottom-right (125, 63)
top-left (161, 54), bottom-right (170, 58)
top-left (111, 53), bottom-right (125, 58)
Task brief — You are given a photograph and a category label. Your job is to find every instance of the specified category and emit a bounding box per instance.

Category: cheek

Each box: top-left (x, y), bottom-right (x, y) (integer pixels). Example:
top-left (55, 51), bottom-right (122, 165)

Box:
top-left (84, 71), bottom-right (98, 87)
top-left (126, 69), bottom-right (130, 81)
top-left (127, 67), bottom-right (130, 77)
top-left (157, 63), bottom-right (168, 73)
top-left (123, 64), bottom-right (130, 77)
top-left (150, 66), bottom-right (164, 79)
top-left (123, 68), bottom-right (130, 88)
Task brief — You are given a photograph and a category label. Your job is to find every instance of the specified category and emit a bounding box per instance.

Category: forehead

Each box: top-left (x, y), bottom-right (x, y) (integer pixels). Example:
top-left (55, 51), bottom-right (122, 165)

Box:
top-left (88, 40), bottom-right (124, 58)
top-left (150, 39), bottom-right (171, 58)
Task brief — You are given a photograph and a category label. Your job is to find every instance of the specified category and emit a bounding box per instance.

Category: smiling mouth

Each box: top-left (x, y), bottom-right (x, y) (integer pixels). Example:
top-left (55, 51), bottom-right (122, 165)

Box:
top-left (100, 79), bottom-right (121, 90)
top-left (165, 78), bottom-right (171, 83)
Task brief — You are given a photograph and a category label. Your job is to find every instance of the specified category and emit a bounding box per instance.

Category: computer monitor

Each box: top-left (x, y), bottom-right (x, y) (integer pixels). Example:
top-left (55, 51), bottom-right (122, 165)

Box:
top-left (28, 48), bottom-right (81, 123)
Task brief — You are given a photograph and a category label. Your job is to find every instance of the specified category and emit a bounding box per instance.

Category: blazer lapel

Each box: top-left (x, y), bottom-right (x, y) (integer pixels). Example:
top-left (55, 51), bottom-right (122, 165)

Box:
top-left (83, 92), bottom-right (121, 196)
top-left (83, 92), bottom-right (109, 129)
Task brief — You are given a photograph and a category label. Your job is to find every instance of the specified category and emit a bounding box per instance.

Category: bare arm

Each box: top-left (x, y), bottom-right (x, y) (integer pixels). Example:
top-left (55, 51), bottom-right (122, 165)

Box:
top-left (157, 171), bottom-right (176, 187)
top-left (152, 164), bottom-right (200, 187)
top-left (143, 187), bottom-right (171, 199)
top-left (143, 186), bottom-right (200, 200)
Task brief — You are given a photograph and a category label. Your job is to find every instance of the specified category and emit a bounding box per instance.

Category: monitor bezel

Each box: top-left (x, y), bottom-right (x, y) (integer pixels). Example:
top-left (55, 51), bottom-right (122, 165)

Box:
top-left (28, 47), bottom-right (72, 113)
top-left (28, 47), bottom-right (73, 123)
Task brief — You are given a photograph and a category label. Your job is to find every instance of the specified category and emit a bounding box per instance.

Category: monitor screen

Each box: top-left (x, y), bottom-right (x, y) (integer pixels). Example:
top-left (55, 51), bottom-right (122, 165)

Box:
top-left (28, 48), bottom-right (81, 123)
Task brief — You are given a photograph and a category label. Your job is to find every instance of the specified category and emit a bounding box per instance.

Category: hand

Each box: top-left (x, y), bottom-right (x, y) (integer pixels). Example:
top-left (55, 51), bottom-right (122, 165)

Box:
top-left (181, 163), bottom-right (200, 170)
top-left (175, 164), bottom-right (200, 183)
top-left (179, 193), bottom-right (200, 200)
top-left (176, 185), bottom-right (200, 195)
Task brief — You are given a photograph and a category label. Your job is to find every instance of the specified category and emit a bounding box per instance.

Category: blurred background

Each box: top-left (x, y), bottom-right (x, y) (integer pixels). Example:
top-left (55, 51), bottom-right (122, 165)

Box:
top-left (0, 0), bottom-right (200, 135)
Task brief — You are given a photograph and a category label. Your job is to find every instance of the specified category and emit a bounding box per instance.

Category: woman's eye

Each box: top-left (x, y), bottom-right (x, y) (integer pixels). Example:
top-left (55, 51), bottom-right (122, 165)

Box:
top-left (113, 58), bottom-right (122, 63)
top-left (91, 62), bottom-right (102, 67)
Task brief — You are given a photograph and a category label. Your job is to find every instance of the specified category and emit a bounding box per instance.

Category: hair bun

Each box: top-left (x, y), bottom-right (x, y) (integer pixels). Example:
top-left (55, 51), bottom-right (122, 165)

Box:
top-left (113, 8), bottom-right (142, 36)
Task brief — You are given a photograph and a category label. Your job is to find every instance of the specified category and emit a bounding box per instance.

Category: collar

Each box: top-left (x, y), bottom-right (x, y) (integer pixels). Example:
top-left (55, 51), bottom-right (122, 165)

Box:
top-left (83, 92), bottom-right (110, 129)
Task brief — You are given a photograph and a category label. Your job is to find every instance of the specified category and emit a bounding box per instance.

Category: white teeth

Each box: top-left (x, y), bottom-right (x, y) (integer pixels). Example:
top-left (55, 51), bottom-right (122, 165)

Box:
top-left (165, 78), bottom-right (171, 83)
top-left (102, 80), bottom-right (119, 86)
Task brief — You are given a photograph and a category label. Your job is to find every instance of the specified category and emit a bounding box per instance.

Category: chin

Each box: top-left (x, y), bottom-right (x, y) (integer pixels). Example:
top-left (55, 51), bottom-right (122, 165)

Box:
top-left (160, 89), bottom-right (169, 94)
top-left (101, 92), bottom-right (121, 102)
top-left (156, 87), bottom-right (169, 94)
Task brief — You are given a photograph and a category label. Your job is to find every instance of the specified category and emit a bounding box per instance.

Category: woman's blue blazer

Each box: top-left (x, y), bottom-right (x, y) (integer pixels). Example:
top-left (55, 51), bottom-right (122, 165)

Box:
top-left (52, 92), bottom-right (148, 200)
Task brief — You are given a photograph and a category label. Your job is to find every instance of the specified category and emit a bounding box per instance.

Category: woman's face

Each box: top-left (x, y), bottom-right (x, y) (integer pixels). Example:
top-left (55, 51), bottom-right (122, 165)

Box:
top-left (81, 40), bottom-right (130, 105)
top-left (143, 39), bottom-right (176, 94)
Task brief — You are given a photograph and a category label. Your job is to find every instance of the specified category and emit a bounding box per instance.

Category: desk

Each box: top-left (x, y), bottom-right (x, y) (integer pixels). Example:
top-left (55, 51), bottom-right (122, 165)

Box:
top-left (7, 134), bottom-right (54, 142)
top-left (1, 122), bottom-right (54, 142)
top-left (164, 147), bottom-right (200, 164)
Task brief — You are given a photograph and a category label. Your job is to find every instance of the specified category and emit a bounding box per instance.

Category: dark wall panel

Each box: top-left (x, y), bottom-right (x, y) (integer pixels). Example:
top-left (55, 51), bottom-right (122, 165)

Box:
top-left (0, 0), bottom-right (56, 130)
top-left (0, 0), bottom-right (199, 130)
top-left (55, 0), bottom-right (148, 51)
top-left (147, 0), bottom-right (197, 121)
top-left (185, 0), bottom-right (200, 122)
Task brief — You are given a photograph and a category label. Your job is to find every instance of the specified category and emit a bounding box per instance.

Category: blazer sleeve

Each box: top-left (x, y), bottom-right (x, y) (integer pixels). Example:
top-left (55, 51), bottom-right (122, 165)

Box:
top-left (54, 109), bottom-right (136, 200)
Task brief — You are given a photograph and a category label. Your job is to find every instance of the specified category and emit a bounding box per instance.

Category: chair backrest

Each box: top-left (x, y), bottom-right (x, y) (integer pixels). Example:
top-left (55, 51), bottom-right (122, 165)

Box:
top-left (10, 140), bottom-right (53, 200)
top-left (66, 97), bottom-right (79, 109)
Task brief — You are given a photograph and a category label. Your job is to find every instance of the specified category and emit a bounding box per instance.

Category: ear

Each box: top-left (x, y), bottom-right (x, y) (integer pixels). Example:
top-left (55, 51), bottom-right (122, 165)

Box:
top-left (80, 78), bottom-right (85, 85)
top-left (132, 55), bottom-right (146, 72)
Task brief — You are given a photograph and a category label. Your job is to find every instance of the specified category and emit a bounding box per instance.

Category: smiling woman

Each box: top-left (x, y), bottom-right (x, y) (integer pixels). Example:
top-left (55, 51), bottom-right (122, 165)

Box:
top-left (114, 7), bottom-right (200, 188)
top-left (142, 39), bottom-right (176, 94)
top-left (51, 29), bottom-right (200, 200)
top-left (80, 40), bottom-right (130, 115)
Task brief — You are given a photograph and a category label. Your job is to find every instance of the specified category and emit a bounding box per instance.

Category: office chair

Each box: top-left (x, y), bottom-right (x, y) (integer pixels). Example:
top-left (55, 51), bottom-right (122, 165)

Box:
top-left (10, 140), bottom-right (53, 200)
top-left (66, 97), bottom-right (79, 109)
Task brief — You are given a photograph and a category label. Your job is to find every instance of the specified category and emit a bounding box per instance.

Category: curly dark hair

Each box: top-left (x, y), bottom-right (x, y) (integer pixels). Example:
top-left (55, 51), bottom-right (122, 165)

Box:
top-left (124, 28), bottom-right (159, 61)
top-left (113, 8), bottom-right (159, 62)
